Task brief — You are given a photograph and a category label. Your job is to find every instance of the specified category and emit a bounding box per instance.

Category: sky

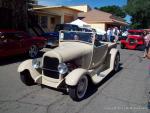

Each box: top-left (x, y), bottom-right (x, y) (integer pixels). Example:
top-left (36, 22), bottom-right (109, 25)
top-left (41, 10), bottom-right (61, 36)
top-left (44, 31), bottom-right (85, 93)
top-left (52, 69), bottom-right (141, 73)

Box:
top-left (38, 0), bottom-right (131, 23)
top-left (38, 0), bottom-right (127, 8)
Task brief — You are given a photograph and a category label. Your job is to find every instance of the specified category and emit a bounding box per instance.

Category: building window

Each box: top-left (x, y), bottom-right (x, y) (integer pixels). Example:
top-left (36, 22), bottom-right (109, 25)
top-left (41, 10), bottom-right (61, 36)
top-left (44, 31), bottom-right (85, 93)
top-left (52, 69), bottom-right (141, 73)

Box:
top-left (51, 17), bottom-right (55, 24)
top-left (40, 16), bottom-right (48, 28)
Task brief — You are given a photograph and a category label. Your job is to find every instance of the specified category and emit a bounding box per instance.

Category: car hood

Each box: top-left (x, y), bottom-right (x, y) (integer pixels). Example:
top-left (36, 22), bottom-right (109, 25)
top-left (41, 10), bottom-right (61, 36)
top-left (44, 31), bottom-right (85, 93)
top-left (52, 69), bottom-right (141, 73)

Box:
top-left (128, 35), bottom-right (142, 39)
top-left (43, 41), bottom-right (93, 62)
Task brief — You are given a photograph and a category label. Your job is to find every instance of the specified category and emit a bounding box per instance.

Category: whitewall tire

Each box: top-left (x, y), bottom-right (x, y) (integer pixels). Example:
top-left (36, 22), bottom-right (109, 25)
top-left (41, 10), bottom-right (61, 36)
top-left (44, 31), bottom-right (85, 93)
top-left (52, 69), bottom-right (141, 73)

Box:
top-left (68, 75), bottom-right (88, 101)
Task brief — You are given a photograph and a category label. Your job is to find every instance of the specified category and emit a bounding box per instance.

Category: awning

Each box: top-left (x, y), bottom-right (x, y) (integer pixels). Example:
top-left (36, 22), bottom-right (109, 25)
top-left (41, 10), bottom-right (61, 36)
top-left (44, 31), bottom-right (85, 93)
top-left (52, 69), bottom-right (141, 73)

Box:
top-left (95, 28), bottom-right (106, 35)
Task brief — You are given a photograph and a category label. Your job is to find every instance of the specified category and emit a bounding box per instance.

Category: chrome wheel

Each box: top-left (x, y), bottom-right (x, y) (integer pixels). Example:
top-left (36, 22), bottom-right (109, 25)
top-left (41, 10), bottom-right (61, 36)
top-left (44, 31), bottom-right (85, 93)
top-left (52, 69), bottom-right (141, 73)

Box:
top-left (68, 75), bottom-right (88, 101)
top-left (120, 43), bottom-right (125, 49)
top-left (76, 75), bottom-right (88, 99)
top-left (29, 45), bottom-right (38, 58)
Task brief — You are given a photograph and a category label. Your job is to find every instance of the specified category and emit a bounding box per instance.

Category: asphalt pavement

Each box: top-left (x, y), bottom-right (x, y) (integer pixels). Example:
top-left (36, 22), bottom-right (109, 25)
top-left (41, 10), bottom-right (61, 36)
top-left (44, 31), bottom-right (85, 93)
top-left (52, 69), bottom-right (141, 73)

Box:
top-left (0, 47), bottom-right (150, 113)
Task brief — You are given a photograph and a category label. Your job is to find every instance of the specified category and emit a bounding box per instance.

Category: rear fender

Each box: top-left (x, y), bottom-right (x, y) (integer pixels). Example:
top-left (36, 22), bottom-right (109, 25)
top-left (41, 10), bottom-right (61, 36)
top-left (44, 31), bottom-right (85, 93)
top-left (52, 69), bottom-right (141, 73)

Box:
top-left (65, 68), bottom-right (89, 86)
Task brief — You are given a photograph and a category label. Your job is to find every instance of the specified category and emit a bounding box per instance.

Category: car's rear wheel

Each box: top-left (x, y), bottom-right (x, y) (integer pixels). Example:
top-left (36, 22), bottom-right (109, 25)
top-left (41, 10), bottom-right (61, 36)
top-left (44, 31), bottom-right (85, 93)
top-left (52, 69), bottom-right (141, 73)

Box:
top-left (28, 45), bottom-right (38, 58)
top-left (20, 70), bottom-right (35, 86)
top-left (68, 75), bottom-right (88, 101)
top-left (113, 53), bottom-right (120, 72)
top-left (120, 43), bottom-right (125, 49)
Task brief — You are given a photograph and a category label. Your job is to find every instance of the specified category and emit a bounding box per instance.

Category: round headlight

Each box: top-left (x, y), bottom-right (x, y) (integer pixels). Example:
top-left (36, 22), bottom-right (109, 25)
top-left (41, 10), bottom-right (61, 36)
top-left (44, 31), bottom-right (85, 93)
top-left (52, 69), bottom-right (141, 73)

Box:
top-left (32, 59), bottom-right (40, 69)
top-left (58, 63), bottom-right (68, 74)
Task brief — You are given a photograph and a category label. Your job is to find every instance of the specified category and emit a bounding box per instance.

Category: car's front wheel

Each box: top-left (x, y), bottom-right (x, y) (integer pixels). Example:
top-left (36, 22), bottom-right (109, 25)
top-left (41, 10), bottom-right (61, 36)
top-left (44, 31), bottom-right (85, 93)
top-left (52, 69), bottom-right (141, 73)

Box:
top-left (28, 45), bottom-right (38, 58)
top-left (68, 75), bottom-right (88, 101)
top-left (120, 43), bottom-right (125, 49)
top-left (20, 70), bottom-right (35, 86)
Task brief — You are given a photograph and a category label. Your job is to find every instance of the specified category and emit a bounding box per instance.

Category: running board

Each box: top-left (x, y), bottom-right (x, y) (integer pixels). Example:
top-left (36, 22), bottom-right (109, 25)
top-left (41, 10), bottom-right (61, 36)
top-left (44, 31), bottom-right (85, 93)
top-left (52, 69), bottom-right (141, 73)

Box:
top-left (92, 68), bottom-right (113, 84)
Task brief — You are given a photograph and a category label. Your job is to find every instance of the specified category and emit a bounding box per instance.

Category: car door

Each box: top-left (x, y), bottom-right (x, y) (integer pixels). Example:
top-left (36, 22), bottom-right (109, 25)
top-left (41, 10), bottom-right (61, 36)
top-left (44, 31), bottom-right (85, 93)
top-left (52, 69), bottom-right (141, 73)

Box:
top-left (0, 33), bottom-right (11, 57)
top-left (6, 32), bottom-right (23, 56)
top-left (90, 40), bottom-right (108, 68)
top-left (0, 32), bottom-right (21, 57)
top-left (14, 32), bottom-right (32, 53)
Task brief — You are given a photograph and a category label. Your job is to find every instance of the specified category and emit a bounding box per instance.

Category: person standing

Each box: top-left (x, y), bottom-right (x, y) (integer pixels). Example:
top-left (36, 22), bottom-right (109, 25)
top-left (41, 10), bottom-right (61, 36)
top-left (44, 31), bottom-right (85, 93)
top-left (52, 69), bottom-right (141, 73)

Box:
top-left (143, 32), bottom-right (150, 58)
top-left (113, 27), bottom-right (120, 42)
top-left (106, 28), bottom-right (112, 42)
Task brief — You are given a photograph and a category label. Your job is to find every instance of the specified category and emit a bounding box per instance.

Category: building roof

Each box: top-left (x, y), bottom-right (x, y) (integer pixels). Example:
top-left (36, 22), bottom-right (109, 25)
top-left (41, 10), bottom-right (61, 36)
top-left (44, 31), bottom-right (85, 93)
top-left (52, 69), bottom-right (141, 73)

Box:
top-left (78, 9), bottom-right (128, 25)
top-left (68, 4), bottom-right (91, 12)
top-left (33, 6), bottom-right (82, 12)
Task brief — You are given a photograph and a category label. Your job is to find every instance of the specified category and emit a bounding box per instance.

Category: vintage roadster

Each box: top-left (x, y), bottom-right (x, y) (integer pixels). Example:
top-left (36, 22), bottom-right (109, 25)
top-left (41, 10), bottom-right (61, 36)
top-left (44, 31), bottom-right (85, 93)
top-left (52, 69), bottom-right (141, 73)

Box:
top-left (120, 30), bottom-right (145, 50)
top-left (18, 31), bottom-right (120, 101)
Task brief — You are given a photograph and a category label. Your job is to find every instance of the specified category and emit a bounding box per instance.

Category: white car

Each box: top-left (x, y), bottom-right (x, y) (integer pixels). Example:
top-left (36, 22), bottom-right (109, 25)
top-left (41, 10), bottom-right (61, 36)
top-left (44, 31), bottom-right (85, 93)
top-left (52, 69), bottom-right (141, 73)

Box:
top-left (18, 31), bottom-right (120, 101)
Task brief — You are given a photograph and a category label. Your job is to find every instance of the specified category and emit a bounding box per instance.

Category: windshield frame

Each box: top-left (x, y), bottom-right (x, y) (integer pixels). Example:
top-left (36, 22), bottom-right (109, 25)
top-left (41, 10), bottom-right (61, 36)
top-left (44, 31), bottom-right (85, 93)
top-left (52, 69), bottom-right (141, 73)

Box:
top-left (59, 30), bottom-right (96, 45)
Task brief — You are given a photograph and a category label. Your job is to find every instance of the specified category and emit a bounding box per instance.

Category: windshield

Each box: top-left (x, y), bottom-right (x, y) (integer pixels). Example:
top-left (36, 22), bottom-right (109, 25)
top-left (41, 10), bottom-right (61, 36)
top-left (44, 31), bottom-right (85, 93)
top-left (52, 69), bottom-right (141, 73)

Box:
top-left (59, 31), bottom-right (95, 44)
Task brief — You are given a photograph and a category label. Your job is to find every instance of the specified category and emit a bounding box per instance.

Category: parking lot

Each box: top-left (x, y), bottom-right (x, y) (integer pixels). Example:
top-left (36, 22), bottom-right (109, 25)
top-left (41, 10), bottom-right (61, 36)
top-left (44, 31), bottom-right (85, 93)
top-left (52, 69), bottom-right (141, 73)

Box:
top-left (0, 47), bottom-right (150, 113)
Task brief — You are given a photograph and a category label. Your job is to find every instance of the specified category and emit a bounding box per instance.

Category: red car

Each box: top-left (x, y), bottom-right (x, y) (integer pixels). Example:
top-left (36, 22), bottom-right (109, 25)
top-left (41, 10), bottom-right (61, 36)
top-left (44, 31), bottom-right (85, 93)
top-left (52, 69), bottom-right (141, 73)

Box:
top-left (0, 30), bottom-right (46, 58)
top-left (120, 30), bottom-right (145, 49)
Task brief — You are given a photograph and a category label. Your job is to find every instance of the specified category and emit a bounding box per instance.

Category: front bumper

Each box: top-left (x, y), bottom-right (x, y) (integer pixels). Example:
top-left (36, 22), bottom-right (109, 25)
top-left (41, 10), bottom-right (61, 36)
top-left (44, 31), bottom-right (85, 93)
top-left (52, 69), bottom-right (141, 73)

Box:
top-left (34, 74), bottom-right (64, 88)
top-left (121, 40), bottom-right (144, 49)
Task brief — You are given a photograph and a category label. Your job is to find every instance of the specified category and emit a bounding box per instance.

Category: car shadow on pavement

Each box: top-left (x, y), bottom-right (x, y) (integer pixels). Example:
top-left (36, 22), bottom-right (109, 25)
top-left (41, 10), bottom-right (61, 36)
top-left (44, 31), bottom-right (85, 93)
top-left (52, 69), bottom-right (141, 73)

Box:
top-left (0, 51), bottom-right (44, 66)
top-left (83, 64), bottom-right (123, 101)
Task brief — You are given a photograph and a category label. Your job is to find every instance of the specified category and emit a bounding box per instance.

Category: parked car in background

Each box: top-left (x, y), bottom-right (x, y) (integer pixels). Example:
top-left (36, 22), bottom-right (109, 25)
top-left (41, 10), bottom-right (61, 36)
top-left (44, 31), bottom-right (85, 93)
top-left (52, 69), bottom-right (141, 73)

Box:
top-left (42, 24), bottom-right (80, 47)
top-left (120, 29), bottom-right (145, 49)
top-left (42, 32), bottom-right (59, 47)
top-left (55, 24), bottom-right (80, 32)
top-left (80, 27), bottom-right (93, 32)
top-left (0, 30), bottom-right (46, 58)
top-left (118, 30), bottom-right (128, 41)
top-left (18, 31), bottom-right (120, 101)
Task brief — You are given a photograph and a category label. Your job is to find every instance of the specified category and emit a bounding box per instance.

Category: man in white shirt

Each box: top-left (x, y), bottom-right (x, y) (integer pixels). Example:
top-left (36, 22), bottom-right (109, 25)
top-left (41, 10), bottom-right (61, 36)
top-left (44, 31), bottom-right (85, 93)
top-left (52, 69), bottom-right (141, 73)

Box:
top-left (112, 27), bottom-right (120, 42)
top-left (106, 28), bottom-right (112, 42)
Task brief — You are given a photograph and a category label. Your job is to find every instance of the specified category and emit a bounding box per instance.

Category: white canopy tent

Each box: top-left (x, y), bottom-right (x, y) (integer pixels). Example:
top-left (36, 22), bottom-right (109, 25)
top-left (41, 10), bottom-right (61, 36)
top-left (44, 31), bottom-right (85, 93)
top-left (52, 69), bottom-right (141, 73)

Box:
top-left (70, 19), bottom-right (106, 35)
top-left (70, 19), bottom-right (90, 27)
top-left (95, 28), bottom-right (106, 35)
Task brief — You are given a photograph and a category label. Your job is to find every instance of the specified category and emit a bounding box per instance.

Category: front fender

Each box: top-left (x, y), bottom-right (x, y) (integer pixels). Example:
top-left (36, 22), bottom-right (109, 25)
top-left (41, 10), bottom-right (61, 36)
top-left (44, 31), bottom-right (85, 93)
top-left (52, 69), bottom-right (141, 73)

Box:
top-left (65, 68), bottom-right (88, 86)
top-left (18, 59), bottom-right (40, 80)
top-left (18, 59), bottom-right (32, 72)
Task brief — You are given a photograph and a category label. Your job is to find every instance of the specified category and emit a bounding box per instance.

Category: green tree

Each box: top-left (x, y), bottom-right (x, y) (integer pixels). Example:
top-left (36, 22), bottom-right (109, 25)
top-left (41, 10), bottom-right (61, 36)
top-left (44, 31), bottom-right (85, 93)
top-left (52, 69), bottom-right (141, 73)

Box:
top-left (0, 0), bottom-right (28, 30)
top-left (95, 5), bottom-right (126, 18)
top-left (125, 0), bottom-right (150, 29)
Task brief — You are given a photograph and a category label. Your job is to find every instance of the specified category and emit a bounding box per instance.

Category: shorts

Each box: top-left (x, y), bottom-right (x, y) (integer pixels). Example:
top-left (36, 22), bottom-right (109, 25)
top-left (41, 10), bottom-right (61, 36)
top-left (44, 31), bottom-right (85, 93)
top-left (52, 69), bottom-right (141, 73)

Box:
top-left (145, 43), bottom-right (150, 52)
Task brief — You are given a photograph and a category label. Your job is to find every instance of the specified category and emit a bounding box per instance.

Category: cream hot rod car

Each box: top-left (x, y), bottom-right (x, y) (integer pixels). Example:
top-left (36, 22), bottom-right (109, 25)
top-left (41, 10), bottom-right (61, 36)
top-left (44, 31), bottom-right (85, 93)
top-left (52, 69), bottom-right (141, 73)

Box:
top-left (18, 31), bottom-right (120, 101)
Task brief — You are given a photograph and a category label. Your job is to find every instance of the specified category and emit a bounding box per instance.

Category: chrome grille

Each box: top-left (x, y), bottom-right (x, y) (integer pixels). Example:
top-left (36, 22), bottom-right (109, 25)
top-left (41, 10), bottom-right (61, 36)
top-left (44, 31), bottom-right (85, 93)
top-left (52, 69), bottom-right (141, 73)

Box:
top-left (128, 38), bottom-right (136, 45)
top-left (43, 56), bottom-right (59, 79)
